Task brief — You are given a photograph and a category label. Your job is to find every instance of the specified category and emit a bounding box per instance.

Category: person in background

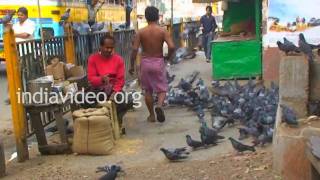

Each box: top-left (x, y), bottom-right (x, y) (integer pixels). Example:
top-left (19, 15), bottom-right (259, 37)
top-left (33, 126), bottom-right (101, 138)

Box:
top-left (200, 5), bottom-right (217, 63)
top-left (87, 0), bottom-right (105, 27)
top-left (5, 7), bottom-right (36, 105)
top-left (12, 7), bottom-right (36, 42)
top-left (129, 6), bottom-right (175, 123)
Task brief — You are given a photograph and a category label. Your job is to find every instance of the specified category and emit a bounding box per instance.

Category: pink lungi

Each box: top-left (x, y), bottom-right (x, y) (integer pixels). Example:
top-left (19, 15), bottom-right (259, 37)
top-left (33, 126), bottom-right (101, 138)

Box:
top-left (140, 57), bottom-right (168, 94)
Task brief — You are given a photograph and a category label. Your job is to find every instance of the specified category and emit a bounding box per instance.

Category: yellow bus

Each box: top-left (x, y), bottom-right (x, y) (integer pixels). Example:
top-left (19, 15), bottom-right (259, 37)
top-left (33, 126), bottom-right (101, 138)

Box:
top-left (0, 0), bottom-right (137, 61)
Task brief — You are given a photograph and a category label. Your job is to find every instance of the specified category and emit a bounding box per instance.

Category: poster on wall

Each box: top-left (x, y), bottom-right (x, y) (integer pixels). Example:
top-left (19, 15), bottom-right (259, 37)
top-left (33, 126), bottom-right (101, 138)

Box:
top-left (263, 0), bottom-right (320, 47)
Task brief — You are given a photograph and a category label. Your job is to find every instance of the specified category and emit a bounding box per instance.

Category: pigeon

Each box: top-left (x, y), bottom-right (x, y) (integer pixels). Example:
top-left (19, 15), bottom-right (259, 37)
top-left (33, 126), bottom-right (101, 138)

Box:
top-left (212, 116), bottom-right (234, 130)
top-left (211, 80), bottom-right (220, 88)
top-left (59, 9), bottom-right (71, 26)
top-left (252, 129), bottom-right (273, 146)
top-left (280, 105), bottom-right (298, 125)
top-left (238, 128), bottom-right (249, 140)
top-left (298, 33), bottom-right (313, 62)
top-left (160, 147), bottom-right (189, 161)
top-left (229, 137), bottom-right (256, 153)
top-left (212, 116), bottom-right (227, 129)
top-left (91, 22), bottom-right (105, 32)
top-left (277, 38), bottom-right (300, 55)
top-left (0, 10), bottom-right (15, 25)
top-left (181, 49), bottom-right (196, 60)
top-left (185, 71), bottom-right (200, 85)
top-left (194, 104), bottom-right (205, 121)
top-left (46, 119), bottom-right (69, 133)
top-left (96, 165), bottom-right (123, 180)
top-left (308, 101), bottom-right (320, 116)
top-left (124, 79), bottom-right (137, 89)
top-left (199, 122), bottom-right (225, 145)
top-left (186, 135), bottom-right (204, 149)
top-left (167, 71), bottom-right (176, 84)
top-left (238, 126), bottom-right (261, 138)
top-left (177, 78), bottom-right (192, 91)
top-left (172, 48), bottom-right (187, 64)
top-left (72, 22), bottom-right (83, 35)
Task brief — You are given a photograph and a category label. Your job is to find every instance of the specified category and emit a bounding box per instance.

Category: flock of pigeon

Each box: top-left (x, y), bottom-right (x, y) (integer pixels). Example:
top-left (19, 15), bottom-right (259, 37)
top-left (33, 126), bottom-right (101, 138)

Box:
top-left (59, 8), bottom-right (109, 35)
top-left (277, 33), bottom-right (320, 62)
top-left (94, 71), bottom-right (301, 179)
top-left (159, 70), bottom-right (301, 162)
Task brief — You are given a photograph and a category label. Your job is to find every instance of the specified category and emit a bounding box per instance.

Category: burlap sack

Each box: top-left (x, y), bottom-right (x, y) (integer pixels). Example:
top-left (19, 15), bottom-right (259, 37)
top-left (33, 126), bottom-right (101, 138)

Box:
top-left (72, 115), bottom-right (114, 155)
top-left (46, 62), bottom-right (68, 81)
top-left (72, 107), bottom-right (110, 119)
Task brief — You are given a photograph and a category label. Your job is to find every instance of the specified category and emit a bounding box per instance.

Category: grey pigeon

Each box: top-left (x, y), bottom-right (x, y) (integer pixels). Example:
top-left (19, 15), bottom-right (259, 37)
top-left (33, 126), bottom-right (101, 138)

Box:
top-left (91, 22), bottom-right (105, 32)
top-left (96, 165), bottom-right (123, 180)
top-left (186, 135), bottom-right (204, 149)
top-left (59, 9), bottom-right (71, 26)
top-left (229, 137), bottom-right (256, 153)
top-left (185, 71), bottom-right (200, 84)
top-left (160, 147), bottom-right (189, 161)
top-left (167, 71), bottom-right (175, 84)
top-left (252, 128), bottom-right (273, 146)
top-left (308, 101), bottom-right (320, 116)
top-left (177, 78), bottom-right (192, 91)
top-left (238, 128), bottom-right (249, 140)
top-left (298, 33), bottom-right (313, 62)
top-left (199, 122), bottom-right (224, 145)
top-left (172, 48), bottom-right (196, 64)
top-left (277, 37), bottom-right (300, 55)
top-left (280, 105), bottom-right (298, 125)
top-left (0, 10), bottom-right (15, 25)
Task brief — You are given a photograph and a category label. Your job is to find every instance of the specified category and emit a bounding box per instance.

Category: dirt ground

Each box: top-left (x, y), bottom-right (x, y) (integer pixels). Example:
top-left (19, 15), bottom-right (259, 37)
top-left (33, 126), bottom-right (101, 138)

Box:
top-left (0, 53), bottom-right (279, 179)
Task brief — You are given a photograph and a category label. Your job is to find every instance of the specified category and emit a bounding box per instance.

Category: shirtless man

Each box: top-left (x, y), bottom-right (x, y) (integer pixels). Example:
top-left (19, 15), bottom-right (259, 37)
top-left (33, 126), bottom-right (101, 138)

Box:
top-left (129, 6), bottom-right (175, 123)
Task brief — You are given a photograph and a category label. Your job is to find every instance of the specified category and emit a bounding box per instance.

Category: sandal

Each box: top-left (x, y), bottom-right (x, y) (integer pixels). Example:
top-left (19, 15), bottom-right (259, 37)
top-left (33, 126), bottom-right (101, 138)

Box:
top-left (155, 107), bottom-right (165, 123)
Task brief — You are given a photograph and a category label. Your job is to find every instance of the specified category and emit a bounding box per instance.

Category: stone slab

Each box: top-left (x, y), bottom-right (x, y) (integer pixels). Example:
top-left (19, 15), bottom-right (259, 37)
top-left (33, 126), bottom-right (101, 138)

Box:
top-left (279, 55), bottom-right (309, 100)
top-left (310, 59), bottom-right (320, 101)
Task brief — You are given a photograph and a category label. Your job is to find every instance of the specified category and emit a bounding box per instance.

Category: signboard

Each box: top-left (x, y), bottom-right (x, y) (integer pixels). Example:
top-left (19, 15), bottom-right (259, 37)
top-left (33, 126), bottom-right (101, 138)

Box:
top-left (263, 0), bottom-right (320, 47)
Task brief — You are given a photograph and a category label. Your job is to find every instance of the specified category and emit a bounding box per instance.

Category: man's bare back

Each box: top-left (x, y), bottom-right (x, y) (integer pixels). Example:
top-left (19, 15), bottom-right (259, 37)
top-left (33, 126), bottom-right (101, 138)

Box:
top-left (138, 24), bottom-right (167, 57)
top-left (130, 22), bottom-right (175, 75)
top-left (134, 23), bottom-right (175, 58)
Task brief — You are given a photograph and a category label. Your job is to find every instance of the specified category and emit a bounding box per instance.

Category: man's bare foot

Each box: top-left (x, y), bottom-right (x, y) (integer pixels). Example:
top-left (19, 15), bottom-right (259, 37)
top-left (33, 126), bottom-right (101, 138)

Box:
top-left (147, 115), bottom-right (156, 122)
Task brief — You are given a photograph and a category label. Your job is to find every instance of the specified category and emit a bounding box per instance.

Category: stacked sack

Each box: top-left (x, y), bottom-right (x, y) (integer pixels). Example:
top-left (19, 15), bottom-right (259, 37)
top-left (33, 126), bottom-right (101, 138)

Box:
top-left (72, 107), bottom-right (114, 155)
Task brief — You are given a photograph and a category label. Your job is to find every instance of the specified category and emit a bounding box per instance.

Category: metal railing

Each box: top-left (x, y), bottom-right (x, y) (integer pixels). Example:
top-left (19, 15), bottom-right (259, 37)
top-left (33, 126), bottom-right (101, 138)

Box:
top-left (74, 29), bottom-right (135, 78)
top-left (16, 37), bottom-right (68, 136)
top-left (17, 37), bottom-right (66, 91)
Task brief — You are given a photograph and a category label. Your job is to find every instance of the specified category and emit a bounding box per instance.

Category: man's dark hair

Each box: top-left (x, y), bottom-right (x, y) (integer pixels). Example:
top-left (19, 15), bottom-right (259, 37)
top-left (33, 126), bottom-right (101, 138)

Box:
top-left (145, 6), bottom-right (159, 22)
top-left (100, 33), bottom-right (115, 46)
top-left (206, 6), bottom-right (212, 12)
top-left (17, 7), bottom-right (28, 16)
